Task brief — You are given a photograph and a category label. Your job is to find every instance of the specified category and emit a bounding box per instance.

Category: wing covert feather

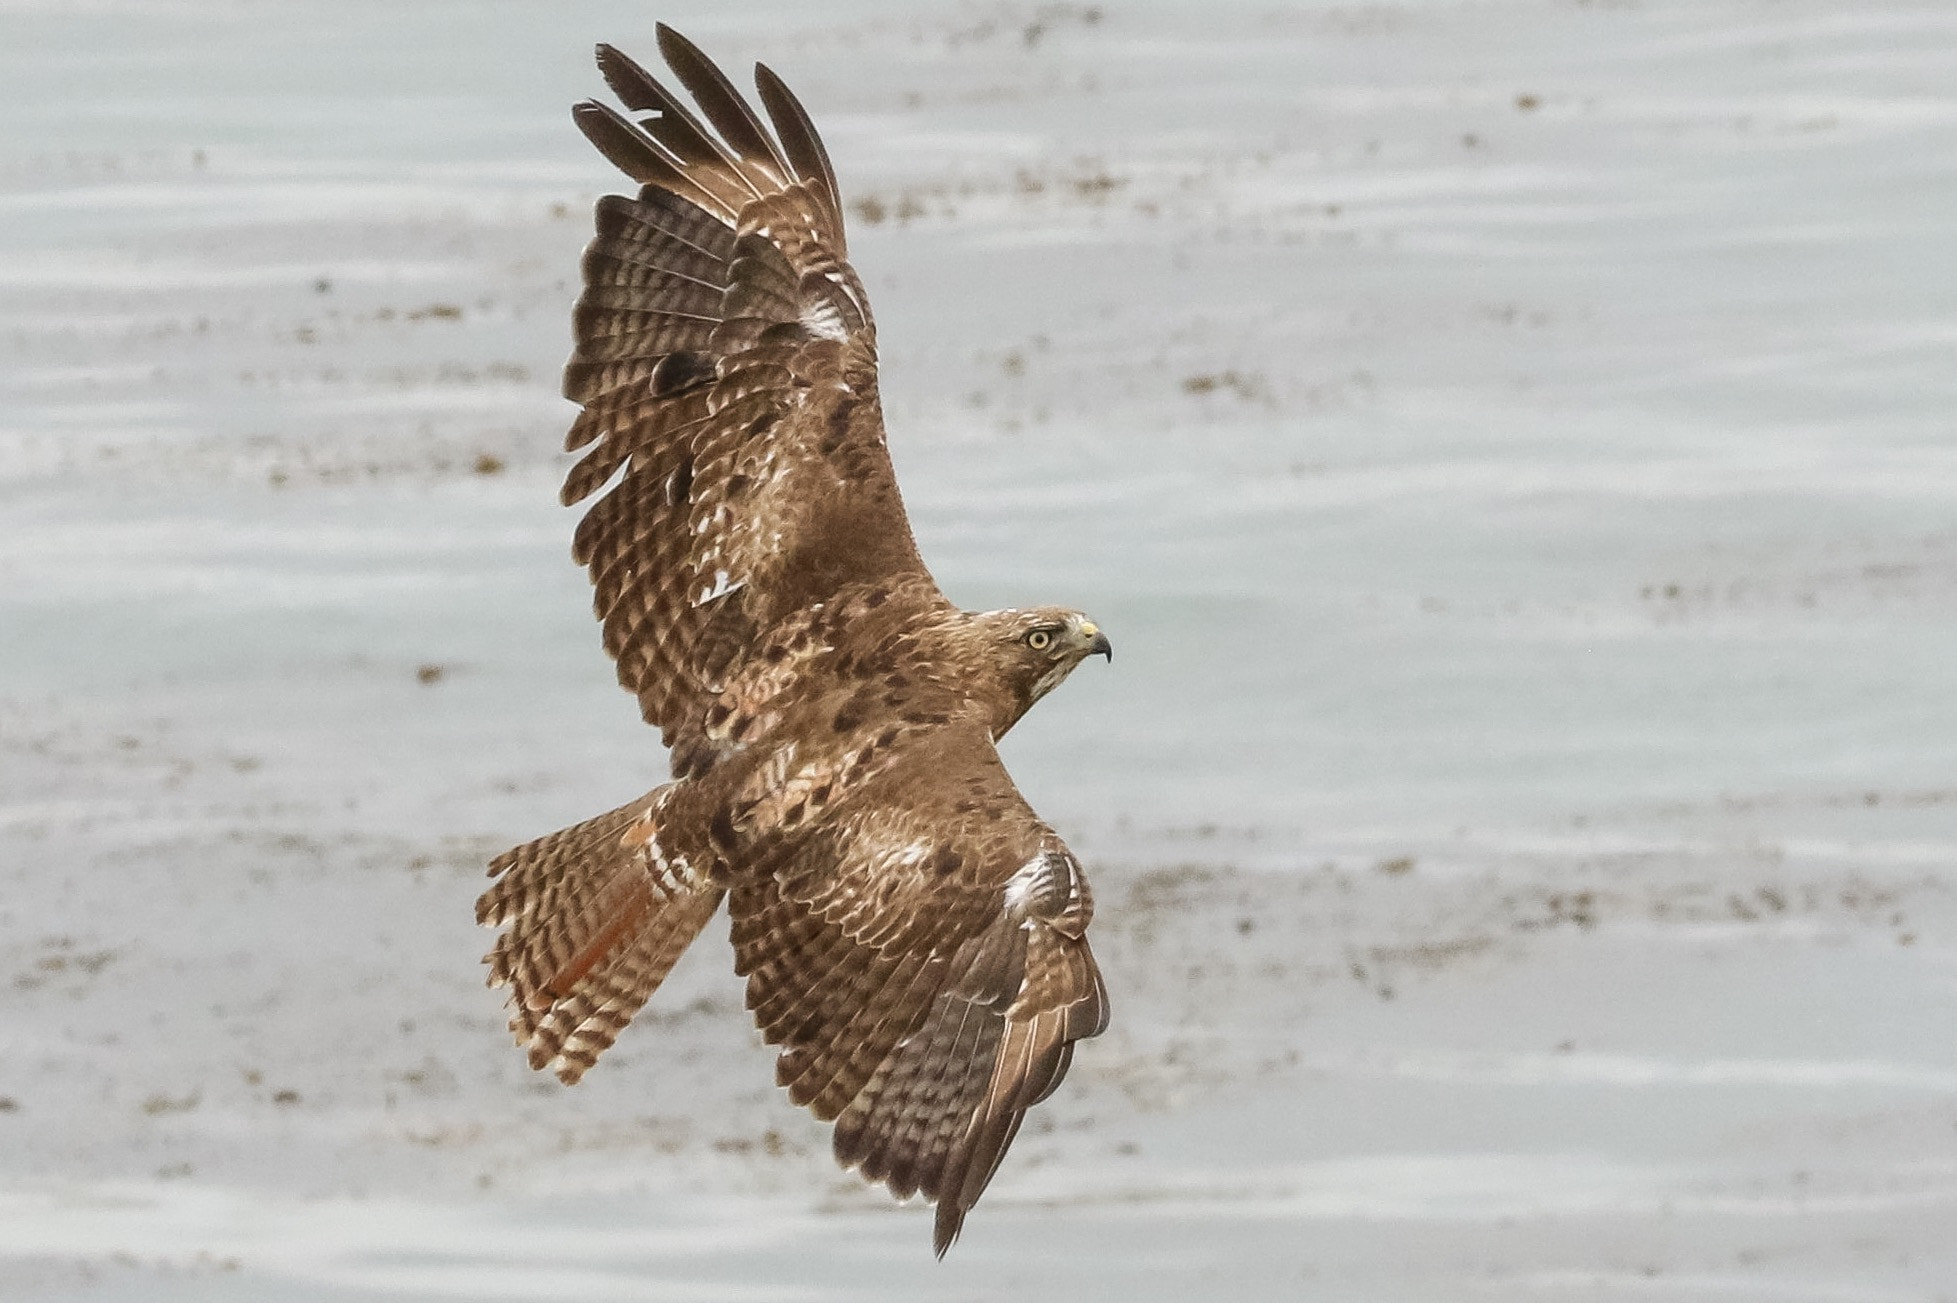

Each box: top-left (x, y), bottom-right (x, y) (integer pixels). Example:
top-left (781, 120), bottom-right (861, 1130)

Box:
top-left (560, 33), bottom-right (930, 767)
top-left (727, 724), bottom-right (1108, 1255)
top-left (491, 25), bottom-right (1112, 1257)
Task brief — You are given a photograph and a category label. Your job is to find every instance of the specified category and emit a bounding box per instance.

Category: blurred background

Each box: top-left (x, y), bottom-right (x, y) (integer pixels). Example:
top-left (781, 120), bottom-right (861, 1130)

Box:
top-left (3, 1), bottom-right (1955, 1298)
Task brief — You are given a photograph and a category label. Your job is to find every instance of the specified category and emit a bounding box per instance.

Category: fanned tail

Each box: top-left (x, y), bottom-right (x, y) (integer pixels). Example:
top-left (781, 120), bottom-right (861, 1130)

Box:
top-left (478, 787), bottom-right (724, 1084)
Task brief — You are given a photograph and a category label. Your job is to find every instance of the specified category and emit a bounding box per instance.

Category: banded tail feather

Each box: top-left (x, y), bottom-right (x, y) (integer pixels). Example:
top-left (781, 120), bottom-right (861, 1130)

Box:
top-left (480, 788), bottom-right (724, 1084)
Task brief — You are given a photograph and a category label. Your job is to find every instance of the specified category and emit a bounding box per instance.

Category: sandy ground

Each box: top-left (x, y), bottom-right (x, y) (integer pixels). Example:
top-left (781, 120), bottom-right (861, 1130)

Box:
top-left (4, 1), bottom-right (1957, 1298)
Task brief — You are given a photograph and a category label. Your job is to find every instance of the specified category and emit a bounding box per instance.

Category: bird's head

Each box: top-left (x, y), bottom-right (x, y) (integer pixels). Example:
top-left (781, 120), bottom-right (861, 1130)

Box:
top-left (968, 606), bottom-right (1112, 737)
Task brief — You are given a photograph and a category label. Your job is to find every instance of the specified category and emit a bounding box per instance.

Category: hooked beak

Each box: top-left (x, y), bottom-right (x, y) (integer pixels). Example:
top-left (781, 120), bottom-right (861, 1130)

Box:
top-left (1087, 630), bottom-right (1113, 662)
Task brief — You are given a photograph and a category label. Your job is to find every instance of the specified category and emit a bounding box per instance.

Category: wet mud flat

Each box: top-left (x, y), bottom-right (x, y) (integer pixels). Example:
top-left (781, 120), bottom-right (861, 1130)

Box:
top-left (4, 809), bottom-right (1954, 1299)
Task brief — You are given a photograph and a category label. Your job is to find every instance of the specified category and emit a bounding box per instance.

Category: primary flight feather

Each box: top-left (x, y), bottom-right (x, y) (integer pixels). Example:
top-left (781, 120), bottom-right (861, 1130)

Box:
top-left (477, 24), bottom-right (1112, 1255)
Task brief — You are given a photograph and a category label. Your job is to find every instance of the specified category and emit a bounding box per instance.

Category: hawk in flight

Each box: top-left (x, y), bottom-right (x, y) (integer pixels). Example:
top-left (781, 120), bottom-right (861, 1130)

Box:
top-left (477, 26), bottom-right (1112, 1254)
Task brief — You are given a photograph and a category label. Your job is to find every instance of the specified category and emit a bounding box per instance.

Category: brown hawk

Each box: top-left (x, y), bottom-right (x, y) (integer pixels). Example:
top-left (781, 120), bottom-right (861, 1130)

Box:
top-left (476, 25), bottom-right (1112, 1255)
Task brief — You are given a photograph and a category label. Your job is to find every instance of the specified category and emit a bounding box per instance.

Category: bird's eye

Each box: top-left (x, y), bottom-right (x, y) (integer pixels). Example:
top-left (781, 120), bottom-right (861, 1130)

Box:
top-left (1024, 628), bottom-right (1054, 651)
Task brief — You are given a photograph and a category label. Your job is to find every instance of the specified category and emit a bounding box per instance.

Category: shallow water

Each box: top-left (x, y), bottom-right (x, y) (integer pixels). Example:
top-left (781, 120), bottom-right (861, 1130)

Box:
top-left (4, 1), bottom-right (1956, 1298)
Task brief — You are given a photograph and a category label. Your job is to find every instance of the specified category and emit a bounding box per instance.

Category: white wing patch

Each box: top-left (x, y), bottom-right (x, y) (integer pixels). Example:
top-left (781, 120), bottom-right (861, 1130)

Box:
top-left (695, 568), bottom-right (745, 607)
top-left (1003, 845), bottom-right (1089, 930)
top-left (801, 297), bottom-right (848, 341)
top-left (1003, 851), bottom-right (1060, 924)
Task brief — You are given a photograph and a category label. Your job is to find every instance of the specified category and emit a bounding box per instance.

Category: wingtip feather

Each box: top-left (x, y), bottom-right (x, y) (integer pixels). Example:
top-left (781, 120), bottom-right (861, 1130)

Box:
top-left (932, 1200), bottom-right (963, 1258)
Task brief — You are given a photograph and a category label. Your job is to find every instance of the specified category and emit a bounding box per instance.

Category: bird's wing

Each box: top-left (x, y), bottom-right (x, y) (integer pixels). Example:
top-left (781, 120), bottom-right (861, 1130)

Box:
top-left (727, 719), bottom-right (1110, 1255)
top-left (561, 26), bottom-right (935, 771)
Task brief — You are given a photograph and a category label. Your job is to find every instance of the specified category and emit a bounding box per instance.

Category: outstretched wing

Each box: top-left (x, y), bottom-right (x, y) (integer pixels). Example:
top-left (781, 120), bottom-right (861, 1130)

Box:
top-left (727, 721), bottom-right (1110, 1255)
top-left (561, 26), bottom-right (935, 774)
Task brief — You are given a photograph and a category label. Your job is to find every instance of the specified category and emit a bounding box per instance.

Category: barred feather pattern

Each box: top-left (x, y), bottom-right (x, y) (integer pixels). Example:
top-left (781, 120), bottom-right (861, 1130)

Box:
top-left (478, 787), bottom-right (724, 1084)
top-left (481, 28), bottom-right (1113, 1257)
top-left (727, 723), bottom-right (1109, 1257)
top-left (558, 25), bottom-right (919, 771)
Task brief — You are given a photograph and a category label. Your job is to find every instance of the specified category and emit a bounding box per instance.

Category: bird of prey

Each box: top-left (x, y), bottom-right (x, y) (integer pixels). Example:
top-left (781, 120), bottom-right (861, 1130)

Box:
top-left (476, 25), bottom-right (1112, 1255)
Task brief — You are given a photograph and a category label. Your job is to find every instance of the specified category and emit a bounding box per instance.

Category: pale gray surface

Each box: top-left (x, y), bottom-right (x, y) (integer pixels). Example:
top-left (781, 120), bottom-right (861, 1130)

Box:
top-left (3, 1), bottom-right (1956, 1299)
